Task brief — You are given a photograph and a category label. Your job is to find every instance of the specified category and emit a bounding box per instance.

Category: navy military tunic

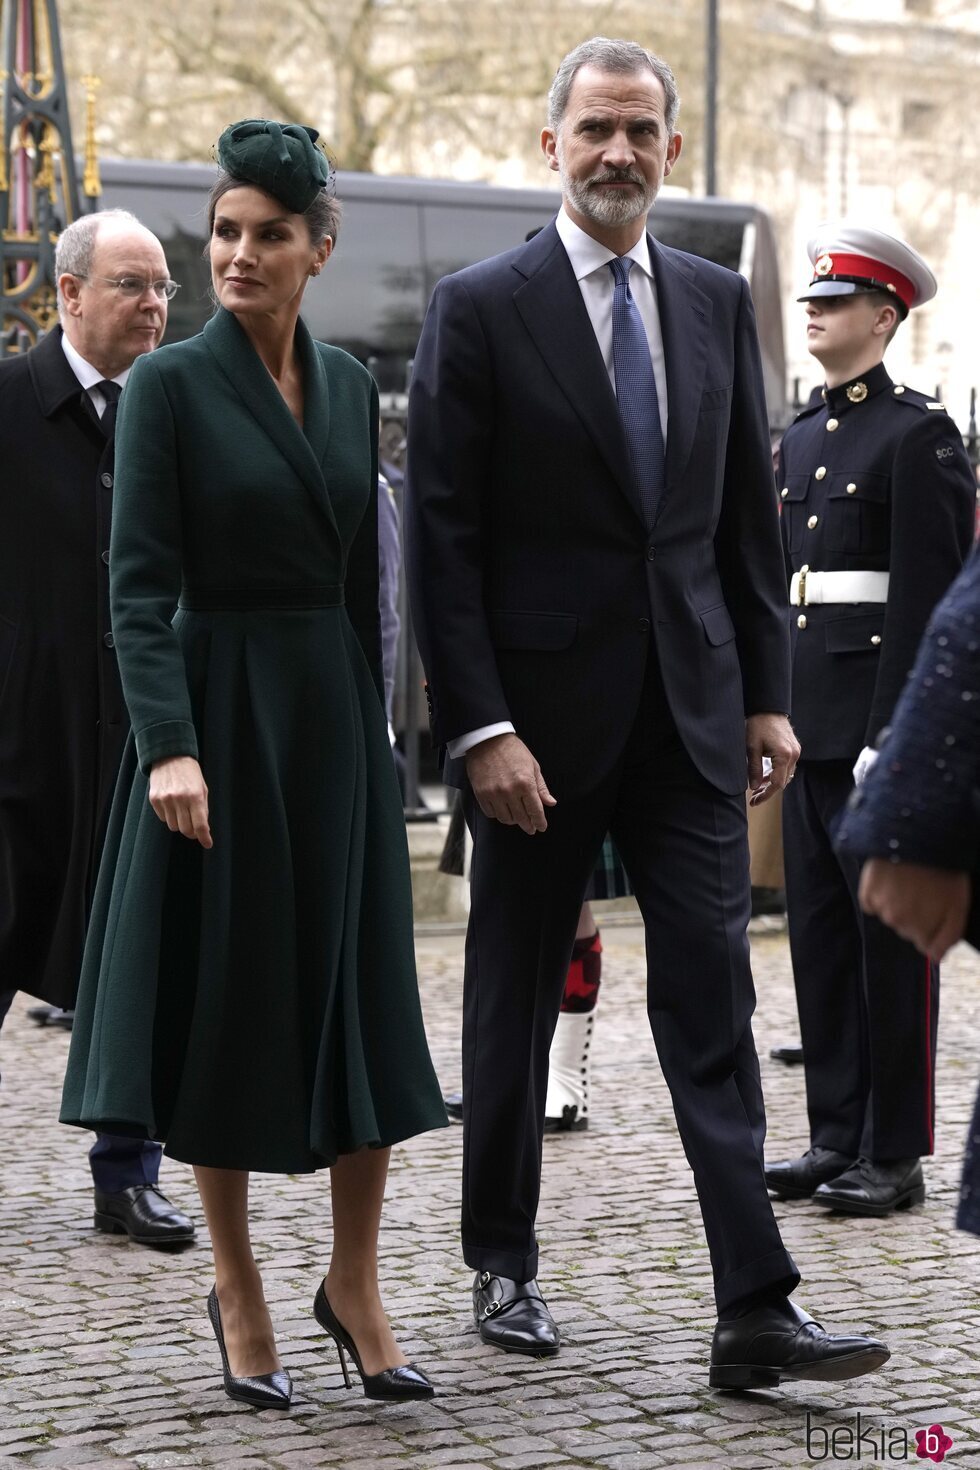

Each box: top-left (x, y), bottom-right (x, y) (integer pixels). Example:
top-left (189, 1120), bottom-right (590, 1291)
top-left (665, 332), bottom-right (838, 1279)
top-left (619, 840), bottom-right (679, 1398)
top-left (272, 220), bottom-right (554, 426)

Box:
top-left (779, 361), bottom-right (974, 1162)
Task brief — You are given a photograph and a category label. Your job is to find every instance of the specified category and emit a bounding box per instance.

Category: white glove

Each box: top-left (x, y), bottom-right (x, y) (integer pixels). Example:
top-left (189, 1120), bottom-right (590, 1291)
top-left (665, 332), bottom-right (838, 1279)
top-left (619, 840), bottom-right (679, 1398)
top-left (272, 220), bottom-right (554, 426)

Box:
top-left (852, 746), bottom-right (879, 785)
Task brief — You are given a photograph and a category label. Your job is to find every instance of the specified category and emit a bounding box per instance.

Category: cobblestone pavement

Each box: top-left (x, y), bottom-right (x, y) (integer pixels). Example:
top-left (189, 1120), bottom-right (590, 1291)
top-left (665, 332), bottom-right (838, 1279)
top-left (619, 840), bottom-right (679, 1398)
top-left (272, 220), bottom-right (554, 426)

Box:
top-left (2, 917), bottom-right (980, 1469)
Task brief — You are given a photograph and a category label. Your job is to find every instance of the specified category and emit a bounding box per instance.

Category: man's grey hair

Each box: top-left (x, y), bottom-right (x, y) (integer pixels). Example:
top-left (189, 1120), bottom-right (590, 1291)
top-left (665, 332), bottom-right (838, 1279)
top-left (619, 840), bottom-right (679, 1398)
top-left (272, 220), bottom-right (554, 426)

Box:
top-left (55, 209), bottom-right (142, 314)
top-left (548, 37), bottom-right (681, 137)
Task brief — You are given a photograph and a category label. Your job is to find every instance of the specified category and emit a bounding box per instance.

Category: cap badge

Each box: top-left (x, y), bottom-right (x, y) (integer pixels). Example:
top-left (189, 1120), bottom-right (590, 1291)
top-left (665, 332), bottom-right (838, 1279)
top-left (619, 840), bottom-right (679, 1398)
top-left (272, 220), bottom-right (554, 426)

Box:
top-left (814, 254), bottom-right (834, 276)
top-left (846, 381), bottom-right (868, 403)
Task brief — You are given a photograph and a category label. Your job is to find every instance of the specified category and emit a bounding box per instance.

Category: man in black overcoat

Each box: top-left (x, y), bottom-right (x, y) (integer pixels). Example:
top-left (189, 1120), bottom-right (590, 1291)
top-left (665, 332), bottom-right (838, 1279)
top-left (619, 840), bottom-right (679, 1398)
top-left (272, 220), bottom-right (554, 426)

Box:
top-left (406, 36), bottom-right (889, 1387)
top-left (0, 210), bottom-right (194, 1246)
top-left (765, 225), bottom-right (975, 1217)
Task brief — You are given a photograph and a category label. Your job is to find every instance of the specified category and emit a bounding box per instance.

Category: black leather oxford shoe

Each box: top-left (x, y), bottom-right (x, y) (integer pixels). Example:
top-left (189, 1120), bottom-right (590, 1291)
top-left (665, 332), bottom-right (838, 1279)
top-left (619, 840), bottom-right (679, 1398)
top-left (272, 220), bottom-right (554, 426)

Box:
top-left (710, 1297), bottom-right (890, 1390)
top-left (472, 1272), bottom-right (560, 1356)
top-left (443, 1091), bottom-right (463, 1122)
top-left (94, 1184), bottom-right (195, 1246)
top-left (764, 1146), bottom-right (855, 1199)
top-left (768, 1044), bottom-right (804, 1065)
top-left (814, 1157), bottom-right (925, 1216)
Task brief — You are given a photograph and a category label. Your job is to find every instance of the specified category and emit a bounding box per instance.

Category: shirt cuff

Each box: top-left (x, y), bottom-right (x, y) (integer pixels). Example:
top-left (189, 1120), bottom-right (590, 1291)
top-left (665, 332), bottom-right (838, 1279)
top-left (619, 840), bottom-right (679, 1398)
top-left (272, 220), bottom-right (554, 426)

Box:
top-left (447, 722), bottom-right (516, 760)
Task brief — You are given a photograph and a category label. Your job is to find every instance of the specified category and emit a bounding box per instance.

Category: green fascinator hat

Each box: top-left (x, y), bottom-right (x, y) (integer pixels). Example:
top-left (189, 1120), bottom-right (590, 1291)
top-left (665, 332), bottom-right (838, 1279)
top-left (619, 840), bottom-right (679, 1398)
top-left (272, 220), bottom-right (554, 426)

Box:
top-left (216, 118), bottom-right (335, 214)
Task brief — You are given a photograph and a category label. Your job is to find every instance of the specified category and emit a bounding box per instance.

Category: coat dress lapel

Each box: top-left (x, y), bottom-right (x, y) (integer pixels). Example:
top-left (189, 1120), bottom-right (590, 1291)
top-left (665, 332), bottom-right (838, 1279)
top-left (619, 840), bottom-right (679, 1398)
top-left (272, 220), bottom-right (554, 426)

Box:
top-left (202, 308), bottom-right (339, 544)
top-left (511, 223), bottom-right (645, 527)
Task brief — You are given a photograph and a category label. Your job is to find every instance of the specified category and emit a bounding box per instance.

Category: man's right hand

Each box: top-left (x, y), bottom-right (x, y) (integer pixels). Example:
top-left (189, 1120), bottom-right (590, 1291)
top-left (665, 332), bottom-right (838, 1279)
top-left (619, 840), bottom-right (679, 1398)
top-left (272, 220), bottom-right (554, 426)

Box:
top-left (148, 755), bottom-right (213, 849)
top-left (465, 733), bottom-right (557, 835)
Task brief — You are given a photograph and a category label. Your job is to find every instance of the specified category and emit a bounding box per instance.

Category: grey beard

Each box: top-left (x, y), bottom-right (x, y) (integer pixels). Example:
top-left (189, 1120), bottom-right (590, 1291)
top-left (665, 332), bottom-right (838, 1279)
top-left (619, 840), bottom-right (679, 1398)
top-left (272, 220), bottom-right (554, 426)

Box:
top-left (561, 167), bottom-right (657, 228)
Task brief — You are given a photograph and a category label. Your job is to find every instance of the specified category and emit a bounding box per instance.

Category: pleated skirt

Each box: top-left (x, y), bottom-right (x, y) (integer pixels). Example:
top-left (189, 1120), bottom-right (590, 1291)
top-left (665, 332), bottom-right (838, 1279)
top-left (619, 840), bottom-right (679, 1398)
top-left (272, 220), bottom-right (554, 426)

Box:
top-left (61, 607), bottom-right (447, 1172)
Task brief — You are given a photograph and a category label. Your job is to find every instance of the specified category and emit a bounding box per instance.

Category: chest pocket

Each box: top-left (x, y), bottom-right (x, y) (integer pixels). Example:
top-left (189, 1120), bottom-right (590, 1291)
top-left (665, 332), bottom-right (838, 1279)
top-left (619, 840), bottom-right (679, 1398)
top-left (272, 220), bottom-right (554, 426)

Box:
top-left (825, 471), bottom-right (889, 555)
top-left (780, 474), bottom-right (810, 554)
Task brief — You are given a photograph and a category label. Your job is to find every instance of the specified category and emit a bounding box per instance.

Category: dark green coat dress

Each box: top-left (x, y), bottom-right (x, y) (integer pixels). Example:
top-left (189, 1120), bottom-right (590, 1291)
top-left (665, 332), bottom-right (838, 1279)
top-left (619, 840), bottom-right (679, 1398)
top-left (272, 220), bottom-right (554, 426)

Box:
top-left (61, 308), bottom-right (447, 1172)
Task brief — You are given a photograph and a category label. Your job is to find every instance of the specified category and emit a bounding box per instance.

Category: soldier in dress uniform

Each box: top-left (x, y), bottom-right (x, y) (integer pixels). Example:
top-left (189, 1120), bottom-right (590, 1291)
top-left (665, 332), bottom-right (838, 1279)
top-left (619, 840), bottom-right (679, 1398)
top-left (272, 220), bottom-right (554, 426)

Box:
top-left (765, 224), bottom-right (975, 1215)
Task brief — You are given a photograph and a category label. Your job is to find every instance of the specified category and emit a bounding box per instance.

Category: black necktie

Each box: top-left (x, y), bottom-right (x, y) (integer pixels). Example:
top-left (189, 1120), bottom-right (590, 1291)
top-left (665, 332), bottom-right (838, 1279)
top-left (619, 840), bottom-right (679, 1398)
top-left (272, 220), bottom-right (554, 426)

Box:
top-left (96, 379), bottom-right (123, 440)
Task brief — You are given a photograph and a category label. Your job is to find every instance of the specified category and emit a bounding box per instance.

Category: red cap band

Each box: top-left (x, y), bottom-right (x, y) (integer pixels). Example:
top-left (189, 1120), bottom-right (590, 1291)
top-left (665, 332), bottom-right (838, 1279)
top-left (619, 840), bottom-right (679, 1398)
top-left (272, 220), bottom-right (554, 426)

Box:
top-left (811, 252), bottom-right (916, 308)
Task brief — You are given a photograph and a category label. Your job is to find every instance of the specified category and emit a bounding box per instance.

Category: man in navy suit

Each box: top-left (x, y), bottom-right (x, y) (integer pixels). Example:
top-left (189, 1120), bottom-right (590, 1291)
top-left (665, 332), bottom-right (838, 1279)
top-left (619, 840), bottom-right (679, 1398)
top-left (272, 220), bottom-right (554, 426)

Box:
top-left (406, 36), bottom-right (888, 1386)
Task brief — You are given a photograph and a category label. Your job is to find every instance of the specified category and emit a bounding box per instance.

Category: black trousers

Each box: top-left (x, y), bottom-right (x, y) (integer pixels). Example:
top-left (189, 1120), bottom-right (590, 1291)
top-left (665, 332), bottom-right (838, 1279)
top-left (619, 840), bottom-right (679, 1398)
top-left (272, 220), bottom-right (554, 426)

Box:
top-left (461, 655), bottom-right (799, 1315)
top-left (783, 760), bottom-right (938, 1161)
top-left (0, 988), bottom-right (163, 1191)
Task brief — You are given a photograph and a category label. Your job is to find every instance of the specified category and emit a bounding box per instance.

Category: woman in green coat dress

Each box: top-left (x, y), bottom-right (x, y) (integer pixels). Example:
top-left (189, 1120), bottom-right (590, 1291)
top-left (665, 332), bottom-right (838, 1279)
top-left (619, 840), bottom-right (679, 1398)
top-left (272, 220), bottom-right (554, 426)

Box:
top-left (61, 121), bottom-right (447, 1409)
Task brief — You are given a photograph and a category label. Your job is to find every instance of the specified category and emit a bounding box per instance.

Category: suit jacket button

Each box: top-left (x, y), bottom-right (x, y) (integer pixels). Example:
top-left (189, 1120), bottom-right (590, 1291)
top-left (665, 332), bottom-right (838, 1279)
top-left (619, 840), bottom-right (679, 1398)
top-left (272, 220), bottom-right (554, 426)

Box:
top-left (101, 471), bottom-right (113, 488)
top-left (103, 632), bottom-right (115, 649)
top-left (646, 546), bottom-right (656, 561)
top-left (638, 617), bottom-right (650, 632)
top-left (807, 514), bottom-right (818, 528)
top-left (797, 614), bottom-right (807, 629)
top-left (871, 634), bottom-right (882, 645)
top-left (101, 549), bottom-right (110, 564)
top-left (826, 417), bottom-right (839, 432)
top-left (780, 487), bottom-right (789, 498)
top-left (815, 466), bottom-right (827, 480)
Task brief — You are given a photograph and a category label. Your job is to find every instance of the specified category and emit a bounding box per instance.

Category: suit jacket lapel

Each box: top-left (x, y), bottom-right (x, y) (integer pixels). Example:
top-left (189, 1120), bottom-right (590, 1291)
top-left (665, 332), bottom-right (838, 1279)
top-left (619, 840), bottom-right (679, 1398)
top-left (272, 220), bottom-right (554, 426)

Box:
top-left (203, 308), bottom-right (338, 540)
top-left (512, 224), bottom-right (646, 526)
top-left (650, 237), bottom-right (712, 500)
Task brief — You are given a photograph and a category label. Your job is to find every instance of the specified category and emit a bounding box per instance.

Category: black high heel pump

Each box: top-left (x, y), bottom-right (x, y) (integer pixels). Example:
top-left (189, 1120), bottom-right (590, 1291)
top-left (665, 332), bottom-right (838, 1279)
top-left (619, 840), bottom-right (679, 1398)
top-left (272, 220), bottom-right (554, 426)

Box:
top-left (312, 1281), bottom-right (435, 1401)
top-left (207, 1286), bottom-right (292, 1409)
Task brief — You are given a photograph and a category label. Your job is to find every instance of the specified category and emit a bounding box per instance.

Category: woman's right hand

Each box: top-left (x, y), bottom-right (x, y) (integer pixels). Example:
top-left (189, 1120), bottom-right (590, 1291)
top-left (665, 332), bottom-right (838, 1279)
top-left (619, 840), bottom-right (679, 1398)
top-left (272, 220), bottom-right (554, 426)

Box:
top-left (148, 756), bottom-right (213, 849)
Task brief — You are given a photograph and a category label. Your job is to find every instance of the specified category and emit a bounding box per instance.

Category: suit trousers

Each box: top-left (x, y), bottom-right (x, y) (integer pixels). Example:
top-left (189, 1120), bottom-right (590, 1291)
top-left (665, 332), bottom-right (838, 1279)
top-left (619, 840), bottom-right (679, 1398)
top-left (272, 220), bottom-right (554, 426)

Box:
top-left (0, 988), bottom-right (162, 1190)
top-left (461, 653), bottom-right (799, 1314)
top-left (783, 760), bottom-right (938, 1160)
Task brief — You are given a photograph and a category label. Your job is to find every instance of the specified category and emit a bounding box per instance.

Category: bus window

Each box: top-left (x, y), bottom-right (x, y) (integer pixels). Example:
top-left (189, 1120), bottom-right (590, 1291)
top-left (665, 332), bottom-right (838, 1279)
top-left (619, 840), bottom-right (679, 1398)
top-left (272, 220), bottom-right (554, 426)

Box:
top-left (302, 199), bottom-right (427, 392)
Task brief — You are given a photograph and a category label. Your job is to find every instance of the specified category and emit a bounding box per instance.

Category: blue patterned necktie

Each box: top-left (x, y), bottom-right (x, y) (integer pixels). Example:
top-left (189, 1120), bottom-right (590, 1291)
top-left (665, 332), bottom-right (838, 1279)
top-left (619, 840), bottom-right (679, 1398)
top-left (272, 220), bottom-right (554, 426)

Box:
top-left (608, 256), bottom-right (665, 527)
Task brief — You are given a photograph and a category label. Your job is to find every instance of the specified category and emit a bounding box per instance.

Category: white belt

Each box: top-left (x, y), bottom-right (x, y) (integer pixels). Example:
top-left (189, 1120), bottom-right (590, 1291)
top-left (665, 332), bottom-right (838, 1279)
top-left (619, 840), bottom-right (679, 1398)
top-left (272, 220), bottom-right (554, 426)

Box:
top-left (790, 568), bottom-right (890, 607)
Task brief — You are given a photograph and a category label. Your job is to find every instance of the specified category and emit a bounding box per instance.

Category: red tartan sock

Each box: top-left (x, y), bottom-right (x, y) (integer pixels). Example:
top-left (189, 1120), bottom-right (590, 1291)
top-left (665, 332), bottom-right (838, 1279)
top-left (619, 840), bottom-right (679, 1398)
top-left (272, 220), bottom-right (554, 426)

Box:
top-left (560, 929), bottom-right (602, 1013)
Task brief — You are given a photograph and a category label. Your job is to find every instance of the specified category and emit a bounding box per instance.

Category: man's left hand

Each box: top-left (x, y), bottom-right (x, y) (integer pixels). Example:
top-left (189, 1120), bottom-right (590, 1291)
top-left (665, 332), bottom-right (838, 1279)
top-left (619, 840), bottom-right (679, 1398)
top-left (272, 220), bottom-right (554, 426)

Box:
top-left (746, 713), bottom-right (800, 806)
top-left (858, 858), bottom-right (971, 961)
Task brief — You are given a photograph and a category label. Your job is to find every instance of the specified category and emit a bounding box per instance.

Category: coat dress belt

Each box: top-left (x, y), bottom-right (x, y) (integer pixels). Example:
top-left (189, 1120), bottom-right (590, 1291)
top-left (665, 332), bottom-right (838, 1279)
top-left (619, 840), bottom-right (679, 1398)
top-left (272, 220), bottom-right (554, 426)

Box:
top-left (790, 569), bottom-right (890, 608)
top-left (178, 585), bottom-right (346, 611)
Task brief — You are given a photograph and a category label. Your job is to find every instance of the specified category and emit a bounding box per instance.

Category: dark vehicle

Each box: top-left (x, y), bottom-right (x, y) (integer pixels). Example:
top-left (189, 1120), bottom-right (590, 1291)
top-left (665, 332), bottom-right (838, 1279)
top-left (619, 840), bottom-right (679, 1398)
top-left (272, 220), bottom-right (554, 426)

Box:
top-left (101, 160), bottom-right (787, 424)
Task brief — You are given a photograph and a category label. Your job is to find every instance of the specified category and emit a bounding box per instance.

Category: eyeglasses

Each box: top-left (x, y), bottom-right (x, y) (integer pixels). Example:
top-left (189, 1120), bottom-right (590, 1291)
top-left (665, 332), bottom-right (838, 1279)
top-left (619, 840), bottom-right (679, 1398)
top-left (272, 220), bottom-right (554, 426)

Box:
top-left (85, 275), bottom-right (181, 300)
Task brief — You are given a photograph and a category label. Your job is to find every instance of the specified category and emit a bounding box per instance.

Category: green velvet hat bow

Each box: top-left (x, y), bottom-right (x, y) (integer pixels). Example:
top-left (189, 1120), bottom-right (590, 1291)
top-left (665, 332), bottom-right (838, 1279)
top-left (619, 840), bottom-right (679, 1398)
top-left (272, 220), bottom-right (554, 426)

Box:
top-left (216, 119), bottom-right (334, 213)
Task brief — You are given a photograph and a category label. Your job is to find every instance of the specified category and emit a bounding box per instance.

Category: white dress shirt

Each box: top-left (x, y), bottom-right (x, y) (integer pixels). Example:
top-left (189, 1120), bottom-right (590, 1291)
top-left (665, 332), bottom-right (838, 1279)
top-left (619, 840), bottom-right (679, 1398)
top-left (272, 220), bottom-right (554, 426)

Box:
top-left (447, 205), bottom-right (669, 761)
top-left (61, 333), bottom-right (131, 417)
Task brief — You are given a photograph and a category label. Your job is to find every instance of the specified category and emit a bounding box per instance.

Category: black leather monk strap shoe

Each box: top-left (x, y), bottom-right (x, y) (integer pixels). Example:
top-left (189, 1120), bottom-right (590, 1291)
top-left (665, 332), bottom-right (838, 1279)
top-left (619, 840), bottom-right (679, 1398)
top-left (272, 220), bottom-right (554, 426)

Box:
top-left (710, 1297), bottom-right (890, 1390)
top-left (764, 1146), bottom-right (855, 1199)
top-left (94, 1184), bottom-right (196, 1246)
top-left (472, 1272), bottom-right (560, 1356)
top-left (813, 1157), bottom-right (925, 1217)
